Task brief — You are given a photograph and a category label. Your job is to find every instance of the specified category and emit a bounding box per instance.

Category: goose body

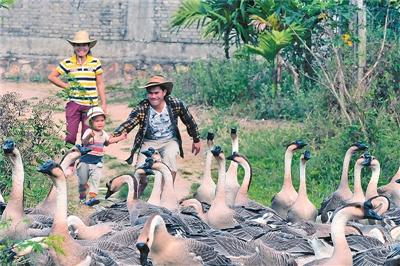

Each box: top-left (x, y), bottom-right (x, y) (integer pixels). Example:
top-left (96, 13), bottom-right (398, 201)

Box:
top-left (136, 214), bottom-right (232, 266)
top-left (271, 140), bottom-right (307, 218)
top-left (287, 151), bottom-right (317, 222)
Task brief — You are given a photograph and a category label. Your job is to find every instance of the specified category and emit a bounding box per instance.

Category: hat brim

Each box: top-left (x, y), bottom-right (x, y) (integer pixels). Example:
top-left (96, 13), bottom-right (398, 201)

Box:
top-left (85, 112), bottom-right (106, 125)
top-left (140, 82), bottom-right (173, 94)
top-left (67, 39), bottom-right (97, 49)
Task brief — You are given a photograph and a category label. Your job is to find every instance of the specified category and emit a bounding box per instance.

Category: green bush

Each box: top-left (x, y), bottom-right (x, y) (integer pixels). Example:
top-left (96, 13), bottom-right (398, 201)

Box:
top-left (0, 92), bottom-right (65, 207)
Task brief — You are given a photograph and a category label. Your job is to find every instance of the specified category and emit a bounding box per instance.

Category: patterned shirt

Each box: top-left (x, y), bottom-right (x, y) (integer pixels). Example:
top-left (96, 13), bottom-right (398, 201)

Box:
top-left (144, 105), bottom-right (174, 140)
top-left (79, 129), bottom-right (109, 164)
top-left (113, 96), bottom-right (200, 158)
top-left (56, 54), bottom-right (103, 106)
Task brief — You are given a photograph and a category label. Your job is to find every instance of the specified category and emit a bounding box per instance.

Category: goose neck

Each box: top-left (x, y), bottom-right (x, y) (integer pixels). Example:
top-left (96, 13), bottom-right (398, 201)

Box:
top-left (338, 148), bottom-right (353, 189)
top-left (203, 151), bottom-right (214, 184)
top-left (353, 163), bottom-right (364, 198)
top-left (330, 210), bottom-right (353, 263)
top-left (238, 158), bottom-right (252, 194)
top-left (7, 151), bottom-right (25, 215)
top-left (298, 160), bottom-right (307, 196)
top-left (366, 165), bottom-right (380, 199)
top-left (214, 156), bottom-right (227, 200)
top-left (283, 149), bottom-right (294, 187)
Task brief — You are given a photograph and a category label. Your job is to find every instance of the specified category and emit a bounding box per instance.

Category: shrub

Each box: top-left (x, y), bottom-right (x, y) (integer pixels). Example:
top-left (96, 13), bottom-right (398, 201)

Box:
top-left (0, 92), bottom-right (65, 207)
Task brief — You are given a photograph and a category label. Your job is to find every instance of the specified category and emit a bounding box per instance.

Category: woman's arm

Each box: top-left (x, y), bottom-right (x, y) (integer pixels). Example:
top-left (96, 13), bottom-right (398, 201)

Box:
top-left (96, 74), bottom-right (107, 113)
top-left (48, 69), bottom-right (69, 89)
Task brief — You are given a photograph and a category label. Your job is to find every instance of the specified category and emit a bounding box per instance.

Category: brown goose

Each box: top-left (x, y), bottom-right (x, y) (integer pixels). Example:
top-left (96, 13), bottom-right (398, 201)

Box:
top-left (206, 146), bottom-right (239, 229)
top-left (136, 214), bottom-right (232, 266)
top-left (1, 140), bottom-right (27, 240)
top-left (318, 142), bottom-right (368, 223)
top-left (225, 128), bottom-right (240, 207)
top-left (304, 201), bottom-right (382, 266)
top-left (195, 132), bottom-right (216, 204)
top-left (287, 150), bottom-right (317, 222)
top-left (30, 144), bottom-right (91, 216)
top-left (378, 167), bottom-right (400, 207)
top-left (37, 160), bottom-right (139, 266)
top-left (271, 140), bottom-right (307, 218)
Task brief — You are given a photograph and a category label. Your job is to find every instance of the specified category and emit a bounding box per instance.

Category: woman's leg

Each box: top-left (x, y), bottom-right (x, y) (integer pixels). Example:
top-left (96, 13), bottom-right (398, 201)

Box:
top-left (65, 101), bottom-right (82, 145)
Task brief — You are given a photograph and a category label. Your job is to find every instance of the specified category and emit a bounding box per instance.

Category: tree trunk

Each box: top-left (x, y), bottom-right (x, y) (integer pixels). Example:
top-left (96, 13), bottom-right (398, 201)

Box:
top-left (356, 0), bottom-right (367, 96)
top-left (224, 30), bottom-right (230, 59)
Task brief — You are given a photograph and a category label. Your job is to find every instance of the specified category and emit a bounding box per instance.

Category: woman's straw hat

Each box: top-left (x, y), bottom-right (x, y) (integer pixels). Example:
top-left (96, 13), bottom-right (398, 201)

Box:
top-left (67, 31), bottom-right (97, 48)
top-left (139, 75), bottom-right (173, 95)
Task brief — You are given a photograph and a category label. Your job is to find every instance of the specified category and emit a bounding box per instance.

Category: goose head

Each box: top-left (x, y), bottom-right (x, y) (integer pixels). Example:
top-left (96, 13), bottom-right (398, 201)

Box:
top-left (363, 199), bottom-right (384, 220)
top-left (105, 174), bottom-right (138, 199)
top-left (360, 152), bottom-right (372, 166)
top-left (59, 144), bottom-right (91, 165)
top-left (211, 145), bottom-right (223, 157)
top-left (207, 132), bottom-right (214, 141)
top-left (351, 141), bottom-right (368, 151)
top-left (301, 150), bottom-right (311, 162)
top-left (37, 160), bottom-right (61, 176)
top-left (396, 179), bottom-right (400, 184)
top-left (136, 214), bottom-right (164, 266)
top-left (3, 139), bottom-right (15, 154)
top-left (230, 127), bottom-right (237, 136)
top-left (368, 156), bottom-right (380, 171)
top-left (226, 151), bottom-right (239, 161)
top-left (138, 157), bottom-right (155, 170)
top-left (287, 140), bottom-right (307, 151)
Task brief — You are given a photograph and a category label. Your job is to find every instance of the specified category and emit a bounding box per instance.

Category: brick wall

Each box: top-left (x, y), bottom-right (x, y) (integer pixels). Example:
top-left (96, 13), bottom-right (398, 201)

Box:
top-left (0, 0), bottom-right (221, 83)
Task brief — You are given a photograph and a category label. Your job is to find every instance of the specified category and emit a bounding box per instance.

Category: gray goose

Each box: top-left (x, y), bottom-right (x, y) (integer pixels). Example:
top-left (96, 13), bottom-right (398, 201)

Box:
top-left (287, 150), bottom-right (317, 222)
top-left (195, 132), bottom-right (216, 204)
top-left (225, 128), bottom-right (240, 207)
top-left (271, 140), bottom-right (307, 218)
top-left (136, 214), bottom-right (232, 266)
top-left (37, 160), bottom-right (140, 266)
top-left (319, 141), bottom-right (368, 223)
top-left (304, 200), bottom-right (383, 266)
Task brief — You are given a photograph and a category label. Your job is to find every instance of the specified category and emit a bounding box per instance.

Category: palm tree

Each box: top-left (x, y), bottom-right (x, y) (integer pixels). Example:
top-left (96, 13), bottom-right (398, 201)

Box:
top-left (171, 0), bottom-right (255, 59)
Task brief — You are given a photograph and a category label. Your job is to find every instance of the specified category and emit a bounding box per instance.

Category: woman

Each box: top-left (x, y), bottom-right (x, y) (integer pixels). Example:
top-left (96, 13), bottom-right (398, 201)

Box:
top-left (48, 30), bottom-right (106, 146)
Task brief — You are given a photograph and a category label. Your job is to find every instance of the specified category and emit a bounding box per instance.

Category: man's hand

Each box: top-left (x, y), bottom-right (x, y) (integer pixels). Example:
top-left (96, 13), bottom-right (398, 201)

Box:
top-left (192, 141), bottom-right (201, 155)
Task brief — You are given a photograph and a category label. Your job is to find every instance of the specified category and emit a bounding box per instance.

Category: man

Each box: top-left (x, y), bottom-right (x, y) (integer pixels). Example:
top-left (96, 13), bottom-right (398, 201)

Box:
top-left (48, 30), bottom-right (106, 146)
top-left (113, 75), bottom-right (201, 196)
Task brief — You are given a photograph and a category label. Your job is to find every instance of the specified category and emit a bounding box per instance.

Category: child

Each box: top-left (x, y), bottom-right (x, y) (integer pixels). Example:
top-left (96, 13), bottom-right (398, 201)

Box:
top-left (76, 106), bottom-right (127, 206)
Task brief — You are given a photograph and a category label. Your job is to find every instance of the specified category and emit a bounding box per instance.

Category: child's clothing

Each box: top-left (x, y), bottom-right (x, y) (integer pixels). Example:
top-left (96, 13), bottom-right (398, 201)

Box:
top-left (76, 128), bottom-right (109, 205)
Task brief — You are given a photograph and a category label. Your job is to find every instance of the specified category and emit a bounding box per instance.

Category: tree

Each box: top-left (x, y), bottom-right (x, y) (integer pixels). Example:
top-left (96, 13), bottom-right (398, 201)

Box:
top-left (171, 0), bottom-right (255, 59)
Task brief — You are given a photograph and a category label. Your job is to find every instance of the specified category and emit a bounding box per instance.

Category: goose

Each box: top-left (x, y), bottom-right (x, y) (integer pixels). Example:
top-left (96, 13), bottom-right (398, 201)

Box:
top-left (304, 200), bottom-right (383, 266)
top-left (347, 152), bottom-right (371, 204)
top-left (67, 215), bottom-right (116, 240)
top-left (205, 146), bottom-right (240, 229)
top-left (136, 214), bottom-right (232, 266)
top-left (194, 132), bottom-right (216, 204)
top-left (37, 160), bottom-right (139, 266)
top-left (378, 167), bottom-right (400, 207)
top-left (29, 144), bottom-right (91, 216)
top-left (318, 141), bottom-right (368, 223)
top-left (1, 140), bottom-right (27, 240)
top-left (287, 150), bottom-right (317, 222)
top-left (140, 147), bottom-right (165, 205)
top-left (0, 193), bottom-right (5, 215)
top-left (225, 127), bottom-right (241, 207)
top-left (271, 140), bottom-right (307, 218)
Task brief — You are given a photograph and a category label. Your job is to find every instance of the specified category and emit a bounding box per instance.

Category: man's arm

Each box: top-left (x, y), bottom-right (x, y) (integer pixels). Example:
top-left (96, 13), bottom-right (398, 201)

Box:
top-left (177, 99), bottom-right (201, 155)
top-left (112, 106), bottom-right (142, 137)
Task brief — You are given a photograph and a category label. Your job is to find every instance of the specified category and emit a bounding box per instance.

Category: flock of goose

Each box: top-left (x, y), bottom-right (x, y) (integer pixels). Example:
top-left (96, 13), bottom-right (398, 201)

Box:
top-left (1, 129), bottom-right (400, 265)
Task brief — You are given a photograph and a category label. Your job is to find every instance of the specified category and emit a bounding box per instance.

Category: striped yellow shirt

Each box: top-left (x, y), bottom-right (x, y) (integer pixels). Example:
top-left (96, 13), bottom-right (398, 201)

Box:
top-left (56, 55), bottom-right (103, 106)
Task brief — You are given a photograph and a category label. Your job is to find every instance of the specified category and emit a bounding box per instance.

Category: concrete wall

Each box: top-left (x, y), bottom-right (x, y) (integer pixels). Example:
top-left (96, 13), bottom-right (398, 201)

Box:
top-left (0, 0), bottom-right (221, 84)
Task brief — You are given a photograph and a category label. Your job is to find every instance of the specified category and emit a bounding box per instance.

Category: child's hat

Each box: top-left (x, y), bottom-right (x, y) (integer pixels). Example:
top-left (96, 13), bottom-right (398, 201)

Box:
top-left (86, 106), bottom-right (106, 122)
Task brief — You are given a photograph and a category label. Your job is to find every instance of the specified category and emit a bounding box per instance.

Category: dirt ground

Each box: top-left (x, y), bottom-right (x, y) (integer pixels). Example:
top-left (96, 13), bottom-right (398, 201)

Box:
top-left (0, 82), bottom-right (205, 217)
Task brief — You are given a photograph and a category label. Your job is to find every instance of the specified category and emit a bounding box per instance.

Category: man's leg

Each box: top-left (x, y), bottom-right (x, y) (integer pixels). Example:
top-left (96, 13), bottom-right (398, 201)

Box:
top-left (159, 140), bottom-right (179, 185)
top-left (65, 101), bottom-right (81, 145)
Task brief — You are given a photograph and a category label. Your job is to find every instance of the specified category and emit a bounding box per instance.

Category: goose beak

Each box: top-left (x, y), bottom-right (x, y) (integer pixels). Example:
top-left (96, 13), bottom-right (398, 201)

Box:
top-left (304, 150), bottom-right (311, 160)
top-left (396, 179), bottom-right (400, 184)
top-left (37, 160), bottom-right (59, 175)
top-left (207, 132), bottom-right (214, 141)
top-left (0, 202), bottom-right (6, 215)
top-left (226, 152), bottom-right (238, 161)
top-left (136, 242), bottom-right (150, 266)
top-left (3, 139), bottom-right (15, 154)
top-left (361, 152), bottom-right (372, 166)
top-left (105, 189), bottom-right (114, 199)
top-left (75, 144), bottom-right (91, 155)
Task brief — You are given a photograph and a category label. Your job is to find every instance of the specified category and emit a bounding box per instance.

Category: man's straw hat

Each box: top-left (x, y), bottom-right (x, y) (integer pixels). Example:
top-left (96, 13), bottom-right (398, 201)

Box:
top-left (67, 31), bottom-right (97, 48)
top-left (139, 75), bottom-right (173, 95)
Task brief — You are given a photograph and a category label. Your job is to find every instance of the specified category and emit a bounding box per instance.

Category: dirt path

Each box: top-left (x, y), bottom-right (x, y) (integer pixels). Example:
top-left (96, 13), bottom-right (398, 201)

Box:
top-left (0, 82), bottom-right (204, 216)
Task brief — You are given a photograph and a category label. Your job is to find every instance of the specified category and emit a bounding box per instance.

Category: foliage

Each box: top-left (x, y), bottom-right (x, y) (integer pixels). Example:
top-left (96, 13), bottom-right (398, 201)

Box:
top-left (0, 93), bottom-right (65, 207)
top-left (0, 0), bottom-right (14, 9)
top-left (56, 74), bottom-right (95, 106)
top-left (171, 0), bottom-right (256, 58)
